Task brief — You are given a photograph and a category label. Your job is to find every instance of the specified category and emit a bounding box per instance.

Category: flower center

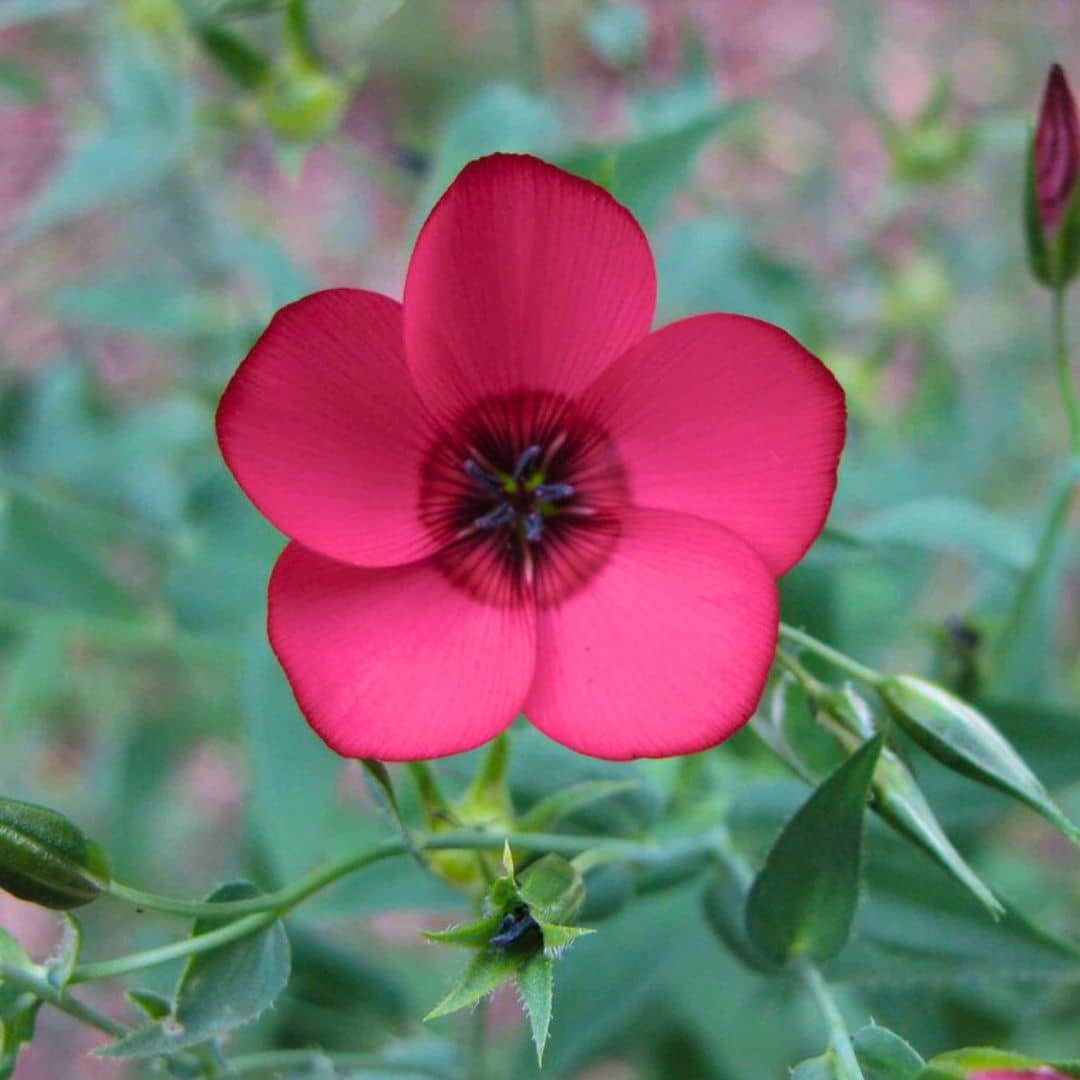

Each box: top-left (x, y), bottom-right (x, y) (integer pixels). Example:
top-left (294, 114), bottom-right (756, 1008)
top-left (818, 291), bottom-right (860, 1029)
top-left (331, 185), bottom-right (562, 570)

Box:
top-left (418, 391), bottom-right (627, 608)
top-left (465, 443), bottom-right (580, 556)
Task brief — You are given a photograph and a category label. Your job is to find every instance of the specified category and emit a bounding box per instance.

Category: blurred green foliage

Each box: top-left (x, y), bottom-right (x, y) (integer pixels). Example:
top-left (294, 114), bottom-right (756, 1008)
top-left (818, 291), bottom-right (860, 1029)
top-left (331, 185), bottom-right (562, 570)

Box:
top-left (0, 2), bottom-right (1078, 1078)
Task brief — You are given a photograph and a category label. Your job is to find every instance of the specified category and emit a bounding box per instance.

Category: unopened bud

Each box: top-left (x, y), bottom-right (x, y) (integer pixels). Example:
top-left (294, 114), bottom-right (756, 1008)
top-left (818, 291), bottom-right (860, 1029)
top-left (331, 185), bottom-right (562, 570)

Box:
top-left (0, 798), bottom-right (110, 910)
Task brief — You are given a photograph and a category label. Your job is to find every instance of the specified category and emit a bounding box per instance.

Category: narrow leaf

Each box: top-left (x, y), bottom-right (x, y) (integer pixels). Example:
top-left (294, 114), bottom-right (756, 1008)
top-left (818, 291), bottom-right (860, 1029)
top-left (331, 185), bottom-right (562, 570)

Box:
top-left (46, 914), bottom-right (80, 989)
top-left (746, 737), bottom-right (883, 966)
top-left (516, 953), bottom-right (554, 1064)
top-left (537, 923), bottom-right (594, 955)
top-left (880, 675), bottom-right (1079, 842)
top-left (425, 950), bottom-right (522, 1021)
top-left (853, 1024), bottom-right (924, 1079)
top-left (98, 882), bottom-right (290, 1058)
top-left (791, 1054), bottom-right (840, 1079)
top-left (423, 911), bottom-right (505, 949)
top-left (125, 988), bottom-right (171, 1021)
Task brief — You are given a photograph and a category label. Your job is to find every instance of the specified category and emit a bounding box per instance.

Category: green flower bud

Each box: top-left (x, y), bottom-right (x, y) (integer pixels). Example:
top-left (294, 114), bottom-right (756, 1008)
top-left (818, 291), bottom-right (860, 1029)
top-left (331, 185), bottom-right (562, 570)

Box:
top-left (0, 798), bottom-right (111, 910)
top-left (878, 675), bottom-right (1078, 840)
top-left (261, 56), bottom-right (349, 142)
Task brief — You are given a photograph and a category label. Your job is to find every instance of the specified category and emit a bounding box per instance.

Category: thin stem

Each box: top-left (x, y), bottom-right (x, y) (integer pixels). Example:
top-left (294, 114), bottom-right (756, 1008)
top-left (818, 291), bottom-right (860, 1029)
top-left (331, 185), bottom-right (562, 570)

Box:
top-left (108, 831), bottom-right (669, 922)
top-left (778, 624), bottom-right (881, 685)
top-left (508, 0), bottom-right (540, 89)
top-left (468, 995), bottom-right (489, 1080)
top-left (70, 911), bottom-right (278, 984)
top-left (0, 963), bottom-right (127, 1038)
top-left (796, 959), bottom-right (866, 1080)
top-left (218, 1050), bottom-right (448, 1077)
top-left (774, 646), bottom-right (827, 699)
top-left (991, 286), bottom-right (1080, 681)
top-left (88, 830), bottom-right (682, 983)
top-left (1052, 286), bottom-right (1080, 454)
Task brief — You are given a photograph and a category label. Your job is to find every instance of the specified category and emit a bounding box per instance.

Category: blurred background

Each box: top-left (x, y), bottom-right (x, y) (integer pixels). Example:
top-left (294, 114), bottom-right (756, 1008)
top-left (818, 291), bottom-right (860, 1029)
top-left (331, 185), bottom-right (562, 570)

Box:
top-left (1, 1), bottom-right (1079, 1077)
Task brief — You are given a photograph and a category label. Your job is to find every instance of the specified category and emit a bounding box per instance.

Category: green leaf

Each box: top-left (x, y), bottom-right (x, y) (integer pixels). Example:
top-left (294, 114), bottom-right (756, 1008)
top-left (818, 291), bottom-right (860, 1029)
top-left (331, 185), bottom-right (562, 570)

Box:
top-left (824, 684), bottom-right (1002, 917)
top-left (536, 923), bottom-right (594, 955)
top-left (125, 988), bottom-right (172, 1021)
top-left (196, 23), bottom-right (271, 88)
top-left (701, 861), bottom-right (772, 973)
top-left (0, 929), bottom-right (41, 1080)
top-left (853, 1024), bottom-right (924, 1079)
top-left (19, 34), bottom-right (192, 234)
top-left (879, 675), bottom-right (1079, 841)
top-left (416, 83), bottom-right (562, 219)
top-left (516, 952), bottom-right (554, 1065)
top-left (850, 497), bottom-right (1034, 571)
top-left (98, 882), bottom-right (290, 1058)
top-left (560, 103), bottom-right (746, 227)
top-left (518, 779), bottom-right (638, 831)
top-left (0, 797), bottom-right (110, 909)
top-left (424, 949), bottom-right (522, 1021)
top-left (423, 910), bottom-right (505, 949)
top-left (46, 914), bottom-right (81, 989)
top-left (358, 760), bottom-right (415, 850)
top-left (792, 1054), bottom-right (840, 1079)
top-left (746, 737), bottom-right (883, 966)
top-left (244, 633), bottom-right (341, 881)
top-left (517, 854), bottom-right (585, 925)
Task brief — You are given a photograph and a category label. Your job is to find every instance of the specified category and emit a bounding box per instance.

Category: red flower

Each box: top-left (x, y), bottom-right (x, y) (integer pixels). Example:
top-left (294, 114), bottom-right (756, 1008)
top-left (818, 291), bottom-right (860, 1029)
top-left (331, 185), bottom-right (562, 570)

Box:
top-left (1035, 63), bottom-right (1080, 233)
top-left (217, 155), bottom-right (845, 761)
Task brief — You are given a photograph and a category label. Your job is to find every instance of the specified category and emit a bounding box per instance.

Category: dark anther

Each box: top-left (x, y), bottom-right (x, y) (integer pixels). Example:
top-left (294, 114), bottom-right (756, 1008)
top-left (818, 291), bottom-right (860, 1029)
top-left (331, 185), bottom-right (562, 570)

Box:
top-left (474, 503), bottom-right (515, 530)
top-left (512, 444), bottom-right (543, 482)
top-left (489, 905), bottom-right (542, 951)
top-left (464, 458), bottom-right (503, 494)
top-left (534, 482), bottom-right (575, 502)
top-left (524, 510), bottom-right (544, 543)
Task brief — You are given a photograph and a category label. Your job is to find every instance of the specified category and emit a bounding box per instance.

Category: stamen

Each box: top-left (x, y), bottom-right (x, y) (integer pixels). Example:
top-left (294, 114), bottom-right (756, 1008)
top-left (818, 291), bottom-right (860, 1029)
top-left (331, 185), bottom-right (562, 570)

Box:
top-left (464, 458), bottom-right (502, 494)
top-left (512, 444), bottom-right (542, 481)
top-left (534, 482), bottom-right (575, 503)
top-left (474, 502), bottom-right (515, 530)
top-left (524, 510), bottom-right (544, 543)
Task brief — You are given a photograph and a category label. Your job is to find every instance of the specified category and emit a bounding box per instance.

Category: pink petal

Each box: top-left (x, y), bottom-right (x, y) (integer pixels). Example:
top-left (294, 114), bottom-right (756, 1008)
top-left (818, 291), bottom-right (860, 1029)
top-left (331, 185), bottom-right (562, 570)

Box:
top-left (403, 154), bottom-right (657, 420)
top-left (268, 542), bottom-right (536, 760)
top-left (582, 314), bottom-right (846, 576)
top-left (217, 289), bottom-right (442, 567)
top-left (524, 508), bottom-right (778, 760)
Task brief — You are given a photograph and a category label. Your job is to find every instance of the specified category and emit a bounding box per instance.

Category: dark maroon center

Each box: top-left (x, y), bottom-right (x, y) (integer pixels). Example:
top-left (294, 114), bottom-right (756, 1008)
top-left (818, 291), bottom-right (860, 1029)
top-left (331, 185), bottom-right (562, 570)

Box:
top-left (418, 391), bottom-right (627, 608)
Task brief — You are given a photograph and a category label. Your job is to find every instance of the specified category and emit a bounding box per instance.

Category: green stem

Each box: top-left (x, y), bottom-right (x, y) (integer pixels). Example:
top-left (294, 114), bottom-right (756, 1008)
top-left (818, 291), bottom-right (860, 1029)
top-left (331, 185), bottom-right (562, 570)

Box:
top-left (108, 831), bottom-right (671, 921)
top-left (89, 830), bottom-right (682, 983)
top-left (778, 624), bottom-right (881, 685)
top-left (0, 963), bottom-right (127, 1038)
top-left (796, 959), bottom-right (865, 1080)
top-left (774, 646), bottom-right (828, 699)
top-left (468, 995), bottom-right (489, 1080)
top-left (71, 911), bottom-right (279, 984)
top-left (218, 1049), bottom-right (448, 1077)
top-left (1052, 286), bottom-right (1080, 454)
top-left (991, 287), bottom-right (1080, 680)
top-left (508, 0), bottom-right (540, 89)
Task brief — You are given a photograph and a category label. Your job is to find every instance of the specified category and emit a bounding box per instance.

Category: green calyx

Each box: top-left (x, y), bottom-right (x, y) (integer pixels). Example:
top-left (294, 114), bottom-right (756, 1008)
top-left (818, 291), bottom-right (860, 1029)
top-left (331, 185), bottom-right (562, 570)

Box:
top-left (0, 798), bottom-right (111, 910)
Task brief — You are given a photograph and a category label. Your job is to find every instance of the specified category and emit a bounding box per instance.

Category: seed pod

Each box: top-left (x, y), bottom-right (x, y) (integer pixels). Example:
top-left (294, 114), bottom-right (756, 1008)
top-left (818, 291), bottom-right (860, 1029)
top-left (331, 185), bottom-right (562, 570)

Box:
top-left (879, 675), bottom-right (1078, 841)
top-left (0, 798), bottom-right (111, 909)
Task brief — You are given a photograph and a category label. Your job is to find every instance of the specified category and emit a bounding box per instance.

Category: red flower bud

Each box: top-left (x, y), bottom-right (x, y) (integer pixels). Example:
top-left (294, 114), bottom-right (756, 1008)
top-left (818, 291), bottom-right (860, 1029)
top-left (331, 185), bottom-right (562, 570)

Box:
top-left (1035, 64), bottom-right (1080, 233)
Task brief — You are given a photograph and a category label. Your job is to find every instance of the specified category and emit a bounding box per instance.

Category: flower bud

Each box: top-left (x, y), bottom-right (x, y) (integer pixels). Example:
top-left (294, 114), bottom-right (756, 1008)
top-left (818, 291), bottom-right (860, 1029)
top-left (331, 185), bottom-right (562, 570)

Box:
top-left (879, 676), bottom-right (1078, 840)
top-left (0, 797), bottom-right (110, 909)
top-left (1035, 64), bottom-right (1080, 235)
